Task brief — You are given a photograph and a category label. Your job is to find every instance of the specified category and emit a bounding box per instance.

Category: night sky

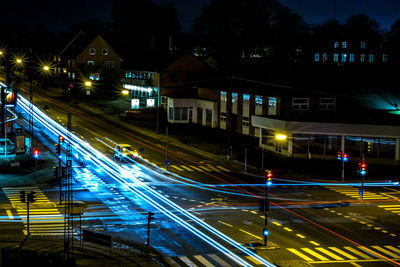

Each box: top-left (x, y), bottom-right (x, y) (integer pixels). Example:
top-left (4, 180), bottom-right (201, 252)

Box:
top-left (1, 0), bottom-right (400, 32)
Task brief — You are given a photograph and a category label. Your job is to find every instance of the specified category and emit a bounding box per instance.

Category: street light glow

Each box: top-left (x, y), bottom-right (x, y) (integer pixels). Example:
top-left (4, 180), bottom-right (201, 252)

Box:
top-left (85, 81), bottom-right (92, 87)
top-left (122, 90), bottom-right (129, 95)
top-left (16, 58), bottom-right (22, 63)
top-left (275, 134), bottom-right (287, 140)
top-left (43, 65), bottom-right (49, 71)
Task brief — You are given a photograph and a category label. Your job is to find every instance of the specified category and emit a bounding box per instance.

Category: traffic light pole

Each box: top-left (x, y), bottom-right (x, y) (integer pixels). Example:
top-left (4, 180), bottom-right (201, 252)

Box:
top-left (341, 159), bottom-right (345, 182)
top-left (26, 198), bottom-right (30, 235)
top-left (147, 211), bottom-right (154, 258)
top-left (58, 139), bottom-right (62, 205)
top-left (264, 183), bottom-right (269, 247)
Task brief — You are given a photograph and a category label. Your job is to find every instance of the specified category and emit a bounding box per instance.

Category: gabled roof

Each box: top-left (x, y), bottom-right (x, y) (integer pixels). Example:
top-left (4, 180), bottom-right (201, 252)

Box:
top-left (163, 53), bottom-right (212, 72)
top-left (59, 33), bottom-right (121, 60)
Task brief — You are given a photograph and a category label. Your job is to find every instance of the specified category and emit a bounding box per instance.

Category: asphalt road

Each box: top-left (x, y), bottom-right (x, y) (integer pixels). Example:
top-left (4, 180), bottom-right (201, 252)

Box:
top-left (3, 84), bottom-right (398, 266)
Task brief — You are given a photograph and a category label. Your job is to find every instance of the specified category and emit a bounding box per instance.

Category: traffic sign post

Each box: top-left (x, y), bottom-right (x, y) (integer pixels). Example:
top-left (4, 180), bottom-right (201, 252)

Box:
top-left (147, 211), bottom-right (155, 258)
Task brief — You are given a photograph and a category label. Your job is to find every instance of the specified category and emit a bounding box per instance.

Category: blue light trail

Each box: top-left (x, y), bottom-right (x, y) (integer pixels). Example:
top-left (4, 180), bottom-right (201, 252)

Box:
top-left (15, 93), bottom-right (274, 267)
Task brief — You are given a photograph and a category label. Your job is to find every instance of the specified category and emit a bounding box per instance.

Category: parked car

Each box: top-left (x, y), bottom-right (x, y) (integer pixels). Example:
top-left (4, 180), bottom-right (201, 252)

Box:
top-left (0, 138), bottom-right (14, 155)
top-left (113, 144), bottom-right (138, 161)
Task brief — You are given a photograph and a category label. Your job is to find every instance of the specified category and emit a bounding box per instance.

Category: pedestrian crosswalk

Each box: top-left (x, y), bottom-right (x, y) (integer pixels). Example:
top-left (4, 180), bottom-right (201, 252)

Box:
top-left (2, 187), bottom-right (66, 236)
top-left (169, 164), bottom-right (231, 173)
top-left (378, 204), bottom-right (400, 216)
top-left (165, 253), bottom-right (263, 266)
top-left (287, 245), bottom-right (400, 262)
top-left (325, 186), bottom-right (389, 200)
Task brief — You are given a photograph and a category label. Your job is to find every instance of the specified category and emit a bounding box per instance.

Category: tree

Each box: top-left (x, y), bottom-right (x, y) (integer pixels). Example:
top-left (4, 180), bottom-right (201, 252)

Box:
top-left (191, 0), bottom-right (308, 62)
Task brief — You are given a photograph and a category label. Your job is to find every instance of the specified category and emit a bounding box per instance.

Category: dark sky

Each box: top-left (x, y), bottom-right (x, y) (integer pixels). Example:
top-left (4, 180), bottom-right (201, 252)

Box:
top-left (1, 0), bottom-right (400, 33)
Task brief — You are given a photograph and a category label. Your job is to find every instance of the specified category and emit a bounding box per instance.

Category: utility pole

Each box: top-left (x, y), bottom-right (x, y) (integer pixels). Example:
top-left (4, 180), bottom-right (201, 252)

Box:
top-left (244, 147), bottom-right (247, 172)
top-left (64, 113), bottom-right (73, 260)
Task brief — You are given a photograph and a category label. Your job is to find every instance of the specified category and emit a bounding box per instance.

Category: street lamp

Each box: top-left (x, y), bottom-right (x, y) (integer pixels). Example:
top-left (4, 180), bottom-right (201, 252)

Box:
top-left (85, 81), bottom-right (92, 96)
top-left (43, 65), bottom-right (49, 71)
top-left (122, 90), bottom-right (129, 96)
top-left (275, 134), bottom-right (287, 140)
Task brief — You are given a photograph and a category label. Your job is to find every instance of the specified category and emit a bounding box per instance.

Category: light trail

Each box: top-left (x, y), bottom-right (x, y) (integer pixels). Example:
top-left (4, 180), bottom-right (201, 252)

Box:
top-left (16, 94), bottom-right (274, 267)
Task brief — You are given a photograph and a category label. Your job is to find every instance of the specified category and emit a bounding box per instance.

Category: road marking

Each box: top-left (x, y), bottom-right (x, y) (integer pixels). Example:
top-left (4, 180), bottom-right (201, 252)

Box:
top-left (194, 255), bottom-right (215, 266)
top-left (218, 220), bottom-right (233, 227)
top-left (296, 234), bottom-right (306, 239)
top-left (216, 166), bottom-right (230, 172)
top-left (180, 165), bottom-right (193, 171)
top-left (385, 245), bottom-right (400, 255)
top-left (208, 254), bottom-right (231, 266)
top-left (350, 262), bottom-right (362, 267)
top-left (372, 246), bottom-right (400, 258)
top-left (272, 221), bottom-right (281, 226)
top-left (380, 193), bottom-right (397, 199)
top-left (179, 256), bottom-right (197, 266)
top-left (315, 247), bottom-right (344, 260)
top-left (164, 257), bottom-right (180, 267)
top-left (170, 165), bottom-right (184, 171)
top-left (206, 164), bottom-right (221, 172)
top-left (189, 165), bottom-right (203, 172)
top-left (344, 247), bottom-right (372, 259)
top-left (6, 210), bottom-right (13, 219)
top-left (239, 229), bottom-right (262, 240)
top-left (246, 255), bottom-right (263, 265)
top-left (301, 248), bottom-right (329, 261)
top-left (198, 165), bottom-right (212, 172)
top-left (309, 241), bottom-right (320, 246)
top-left (287, 248), bottom-right (313, 262)
top-left (328, 247), bottom-right (357, 260)
top-left (283, 227), bottom-right (293, 232)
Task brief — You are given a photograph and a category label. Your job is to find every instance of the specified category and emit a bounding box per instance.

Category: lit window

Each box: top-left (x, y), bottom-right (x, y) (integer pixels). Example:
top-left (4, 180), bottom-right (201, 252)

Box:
top-left (243, 94), bottom-right (250, 104)
top-left (255, 95), bottom-right (263, 106)
top-left (220, 112), bottom-right (226, 122)
top-left (360, 54), bottom-right (365, 62)
top-left (360, 41), bottom-right (366, 49)
top-left (320, 98), bottom-right (336, 110)
top-left (101, 49), bottom-right (109, 55)
top-left (220, 91), bottom-right (227, 102)
top-left (342, 42), bottom-right (347, 48)
top-left (334, 42), bottom-right (339, 49)
top-left (341, 53), bottom-right (347, 62)
top-left (268, 97), bottom-right (277, 115)
top-left (232, 93), bottom-right (238, 103)
top-left (87, 61), bottom-right (94, 66)
top-left (333, 53), bottom-right (339, 62)
top-left (292, 98), bottom-right (309, 110)
top-left (314, 53), bottom-right (319, 62)
top-left (242, 116), bottom-right (249, 127)
top-left (322, 53), bottom-right (328, 62)
top-left (89, 48), bottom-right (95, 55)
top-left (369, 54), bottom-right (374, 63)
top-left (349, 54), bottom-right (355, 62)
top-left (383, 54), bottom-right (388, 63)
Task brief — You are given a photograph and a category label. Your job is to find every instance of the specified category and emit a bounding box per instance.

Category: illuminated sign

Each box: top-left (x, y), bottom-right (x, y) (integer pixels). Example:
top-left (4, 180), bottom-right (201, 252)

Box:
top-left (6, 92), bottom-right (16, 107)
top-left (146, 99), bottom-right (155, 107)
top-left (131, 99), bottom-right (139, 109)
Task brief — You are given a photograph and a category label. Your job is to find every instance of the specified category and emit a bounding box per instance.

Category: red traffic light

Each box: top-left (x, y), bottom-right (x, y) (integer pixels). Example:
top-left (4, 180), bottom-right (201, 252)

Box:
top-left (33, 149), bottom-right (39, 159)
top-left (59, 135), bottom-right (64, 144)
top-left (361, 163), bottom-right (366, 168)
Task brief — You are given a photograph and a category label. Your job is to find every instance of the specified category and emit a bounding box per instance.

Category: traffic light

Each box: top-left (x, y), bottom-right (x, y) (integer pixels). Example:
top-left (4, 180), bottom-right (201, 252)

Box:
top-left (53, 166), bottom-right (59, 178)
top-left (263, 228), bottom-right (269, 237)
top-left (343, 153), bottom-right (348, 162)
top-left (265, 170), bottom-right (273, 187)
top-left (28, 191), bottom-right (36, 203)
top-left (148, 211), bottom-right (155, 222)
top-left (55, 144), bottom-right (61, 155)
top-left (358, 162), bottom-right (367, 176)
top-left (59, 135), bottom-right (64, 145)
top-left (337, 151), bottom-right (342, 160)
top-left (33, 149), bottom-right (39, 159)
top-left (20, 191), bottom-right (26, 203)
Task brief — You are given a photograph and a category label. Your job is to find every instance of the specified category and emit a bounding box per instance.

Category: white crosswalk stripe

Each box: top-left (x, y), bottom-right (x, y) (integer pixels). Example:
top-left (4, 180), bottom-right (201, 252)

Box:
top-left (2, 187), bottom-right (67, 236)
top-left (287, 245), bottom-right (400, 262)
top-left (164, 253), bottom-right (260, 266)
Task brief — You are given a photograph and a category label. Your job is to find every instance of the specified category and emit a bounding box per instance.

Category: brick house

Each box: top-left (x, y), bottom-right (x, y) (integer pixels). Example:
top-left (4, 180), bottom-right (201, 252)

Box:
top-left (58, 32), bottom-right (122, 81)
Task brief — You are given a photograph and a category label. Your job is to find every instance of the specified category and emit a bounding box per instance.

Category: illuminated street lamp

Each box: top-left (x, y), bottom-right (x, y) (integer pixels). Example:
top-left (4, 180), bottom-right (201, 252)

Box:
top-left (122, 90), bottom-right (129, 96)
top-left (43, 65), bottom-right (49, 71)
top-left (85, 81), bottom-right (92, 95)
top-left (275, 134), bottom-right (287, 140)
